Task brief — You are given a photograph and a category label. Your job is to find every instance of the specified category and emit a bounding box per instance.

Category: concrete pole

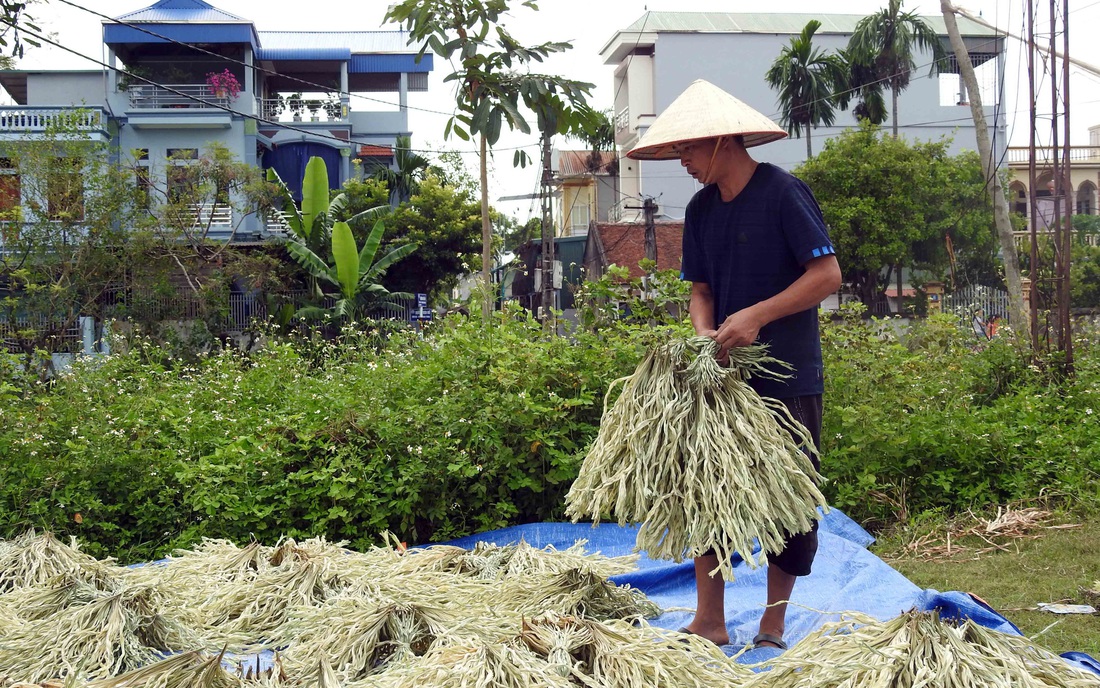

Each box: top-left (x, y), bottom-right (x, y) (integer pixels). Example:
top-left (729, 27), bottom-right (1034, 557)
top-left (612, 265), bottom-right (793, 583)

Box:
top-left (941, 0), bottom-right (1029, 337)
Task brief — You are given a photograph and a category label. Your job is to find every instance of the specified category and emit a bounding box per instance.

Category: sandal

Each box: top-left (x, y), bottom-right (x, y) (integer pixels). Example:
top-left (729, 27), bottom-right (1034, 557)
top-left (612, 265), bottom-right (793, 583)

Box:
top-left (752, 632), bottom-right (788, 650)
top-left (676, 627), bottom-right (721, 646)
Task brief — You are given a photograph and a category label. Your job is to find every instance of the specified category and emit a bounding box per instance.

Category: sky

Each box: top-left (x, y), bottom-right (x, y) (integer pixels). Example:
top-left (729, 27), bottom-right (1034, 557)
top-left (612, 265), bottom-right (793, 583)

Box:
top-left (13, 0), bottom-right (1100, 222)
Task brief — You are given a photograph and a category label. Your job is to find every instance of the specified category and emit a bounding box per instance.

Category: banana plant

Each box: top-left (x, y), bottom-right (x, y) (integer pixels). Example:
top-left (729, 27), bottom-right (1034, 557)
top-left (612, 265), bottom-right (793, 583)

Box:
top-left (285, 219), bottom-right (417, 321)
top-left (267, 157), bottom-right (389, 256)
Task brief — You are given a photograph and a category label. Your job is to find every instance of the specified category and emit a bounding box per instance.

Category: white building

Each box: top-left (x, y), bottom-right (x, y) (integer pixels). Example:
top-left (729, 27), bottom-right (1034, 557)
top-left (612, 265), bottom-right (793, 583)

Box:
top-left (601, 11), bottom-right (1006, 221)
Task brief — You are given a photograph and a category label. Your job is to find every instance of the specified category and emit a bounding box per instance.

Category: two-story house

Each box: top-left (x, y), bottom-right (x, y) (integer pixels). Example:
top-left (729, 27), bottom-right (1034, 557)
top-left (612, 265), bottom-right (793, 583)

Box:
top-left (601, 11), bottom-right (1006, 221)
top-left (0, 0), bottom-right (432, 239)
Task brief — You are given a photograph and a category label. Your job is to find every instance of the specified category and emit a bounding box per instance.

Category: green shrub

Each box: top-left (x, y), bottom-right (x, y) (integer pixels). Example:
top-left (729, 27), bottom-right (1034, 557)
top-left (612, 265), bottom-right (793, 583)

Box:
top-left (821, 304), bottom-right (1100, 526)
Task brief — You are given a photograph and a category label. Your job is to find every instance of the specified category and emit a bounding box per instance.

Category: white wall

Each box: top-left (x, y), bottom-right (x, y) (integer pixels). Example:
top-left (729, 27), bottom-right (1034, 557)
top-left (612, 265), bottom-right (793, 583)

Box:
top-left (27, 73), bottom-right (106, 107)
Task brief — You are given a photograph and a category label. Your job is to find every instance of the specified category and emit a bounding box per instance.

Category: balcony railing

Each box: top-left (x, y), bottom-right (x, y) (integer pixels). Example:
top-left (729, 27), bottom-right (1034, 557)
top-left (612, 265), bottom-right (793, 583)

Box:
top-left (128, 84), bottom-right (233, 109)
top-left (615, 107), bottom-right (630, 132)
top-left (0, 107), bottom-right (106, 133)
top-left (1007, 146), bottom-right (1100, 165)
top-left (190, 202), bottom-right (232, 228)
top-left (258, 98), bottom-right (346, 123)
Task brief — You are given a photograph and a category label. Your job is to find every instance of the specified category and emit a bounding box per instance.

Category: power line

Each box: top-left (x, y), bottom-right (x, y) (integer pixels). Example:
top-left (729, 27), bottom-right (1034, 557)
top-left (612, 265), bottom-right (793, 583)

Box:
top-left (0, 17), bottom-right (539, 158)
top-left (54, 0), bottom-right (458, 119)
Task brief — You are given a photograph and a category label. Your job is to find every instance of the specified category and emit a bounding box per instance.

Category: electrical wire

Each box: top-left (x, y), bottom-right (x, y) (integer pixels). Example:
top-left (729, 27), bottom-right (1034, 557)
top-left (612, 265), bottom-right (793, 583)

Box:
top-left (0, 17), bottom-right (539, 158)
top-left (54, 0), bottom-right (457, 118)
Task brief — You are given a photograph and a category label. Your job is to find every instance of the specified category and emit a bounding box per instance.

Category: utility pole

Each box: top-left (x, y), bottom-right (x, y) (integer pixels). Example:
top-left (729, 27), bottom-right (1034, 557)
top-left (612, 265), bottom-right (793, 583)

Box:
top-left (539, 135), bottom-right (555, 329)
top-left (624, 196), bottom-right (659, 263)
top-left (643, 197), bottom-right (658, 263)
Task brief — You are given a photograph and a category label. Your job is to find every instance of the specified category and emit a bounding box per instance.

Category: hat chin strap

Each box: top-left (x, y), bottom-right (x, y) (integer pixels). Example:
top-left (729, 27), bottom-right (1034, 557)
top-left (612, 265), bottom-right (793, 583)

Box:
top-left (698, 136), bottom-right (726, 185)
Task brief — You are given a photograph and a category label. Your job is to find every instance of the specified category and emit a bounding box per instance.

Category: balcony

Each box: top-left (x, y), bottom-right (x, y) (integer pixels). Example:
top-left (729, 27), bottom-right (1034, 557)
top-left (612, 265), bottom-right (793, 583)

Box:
top-left (0, 107), bottom-right (109, 142)
top-left (1007, 146), bottom-right (1100, 166)
top-left (128, 84), bottom-right (234, 110)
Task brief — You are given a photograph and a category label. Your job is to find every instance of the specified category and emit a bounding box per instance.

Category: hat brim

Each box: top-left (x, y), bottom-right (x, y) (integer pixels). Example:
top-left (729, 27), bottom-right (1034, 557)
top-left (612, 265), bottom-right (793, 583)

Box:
top-left (627, 131), bottom-right (789, 160)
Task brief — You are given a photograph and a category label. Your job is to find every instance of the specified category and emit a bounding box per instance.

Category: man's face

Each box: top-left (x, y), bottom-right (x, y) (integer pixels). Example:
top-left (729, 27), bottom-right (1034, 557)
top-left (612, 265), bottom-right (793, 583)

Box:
top-left (673, 139), bottom-right (718, 181)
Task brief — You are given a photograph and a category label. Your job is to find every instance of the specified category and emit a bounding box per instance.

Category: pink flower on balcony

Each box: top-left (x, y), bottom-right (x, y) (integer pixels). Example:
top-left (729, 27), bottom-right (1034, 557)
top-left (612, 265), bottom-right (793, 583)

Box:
top-left (205, 69), bottom-right (241, 100)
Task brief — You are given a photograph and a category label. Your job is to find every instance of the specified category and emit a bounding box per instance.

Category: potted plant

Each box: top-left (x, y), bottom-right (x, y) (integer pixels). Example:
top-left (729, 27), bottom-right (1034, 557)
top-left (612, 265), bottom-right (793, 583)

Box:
top-left (305, 99), bottom-right (322, 122)
top-left (287, 92), bottom-right (304, 121)
top-left (323, 96), bottom-right (343, 121)
top-left (205, 69), bottom-right (242, 100)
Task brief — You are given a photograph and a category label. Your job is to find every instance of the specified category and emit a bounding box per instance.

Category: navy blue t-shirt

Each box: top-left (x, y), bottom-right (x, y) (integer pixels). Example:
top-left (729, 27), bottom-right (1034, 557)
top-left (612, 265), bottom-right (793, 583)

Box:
top-left (681, 163), bottom-right (835, 399)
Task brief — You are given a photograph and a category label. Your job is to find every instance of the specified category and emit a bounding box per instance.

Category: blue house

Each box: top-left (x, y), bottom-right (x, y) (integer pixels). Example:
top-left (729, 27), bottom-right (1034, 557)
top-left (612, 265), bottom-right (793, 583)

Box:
top-left (0, 0), bottom-right (432, 239)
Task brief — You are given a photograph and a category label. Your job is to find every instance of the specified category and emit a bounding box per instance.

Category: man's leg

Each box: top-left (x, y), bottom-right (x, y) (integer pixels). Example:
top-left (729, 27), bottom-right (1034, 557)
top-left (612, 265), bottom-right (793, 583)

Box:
top-left (756, 395), bottom-right (824, 647)
top-left (684, 553), bottom-right (730, 645)
top-left (757, 564), bottom-right (797, 646)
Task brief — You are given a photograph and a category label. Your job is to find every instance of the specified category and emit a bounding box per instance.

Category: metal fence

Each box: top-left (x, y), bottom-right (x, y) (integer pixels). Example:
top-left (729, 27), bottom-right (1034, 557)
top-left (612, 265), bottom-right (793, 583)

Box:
top-left (0, 314), bottom-right (83, 354)
top-left (943, 284), bottom-right (1012, 321)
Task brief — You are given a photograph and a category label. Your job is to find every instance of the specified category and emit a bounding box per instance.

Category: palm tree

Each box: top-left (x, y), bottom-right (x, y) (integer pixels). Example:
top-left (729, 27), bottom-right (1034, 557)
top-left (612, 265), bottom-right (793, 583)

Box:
top-left (835, 47), bottom-right (888, 125)
top-left (765, 20), bottom-right (848, 158)
top-left (848, 0), bottom-right (947, 138)
top-left (371, 135), bottom-right (429, 205)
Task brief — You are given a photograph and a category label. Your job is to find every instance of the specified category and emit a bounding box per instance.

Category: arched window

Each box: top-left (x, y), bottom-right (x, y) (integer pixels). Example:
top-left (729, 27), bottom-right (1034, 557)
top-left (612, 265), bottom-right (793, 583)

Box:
top-left (1009, 181), bottom-right (1028, 216)
top-left (1077, 181), bottom-right (1096, 215)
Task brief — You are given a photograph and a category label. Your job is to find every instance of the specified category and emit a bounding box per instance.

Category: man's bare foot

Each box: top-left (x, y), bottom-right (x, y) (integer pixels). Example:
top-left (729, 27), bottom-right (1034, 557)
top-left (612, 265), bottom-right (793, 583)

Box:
top-left (680, 621), bottom-right (729, 646)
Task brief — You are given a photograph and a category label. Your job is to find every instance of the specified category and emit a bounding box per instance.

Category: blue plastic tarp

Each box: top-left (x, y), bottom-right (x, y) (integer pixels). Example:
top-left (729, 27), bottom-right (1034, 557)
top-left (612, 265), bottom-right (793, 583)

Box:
top-left (442, 510), bottom-right (1100, 675)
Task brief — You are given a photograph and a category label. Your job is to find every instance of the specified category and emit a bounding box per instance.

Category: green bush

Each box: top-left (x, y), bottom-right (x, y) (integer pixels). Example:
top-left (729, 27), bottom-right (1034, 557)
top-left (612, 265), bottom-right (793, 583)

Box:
top-left (821, 304), bottom-right (1100, 527)
top-left (3, 295), bottom-right (1099, 562)
top-left (0, 309), bottom-right (655, 561)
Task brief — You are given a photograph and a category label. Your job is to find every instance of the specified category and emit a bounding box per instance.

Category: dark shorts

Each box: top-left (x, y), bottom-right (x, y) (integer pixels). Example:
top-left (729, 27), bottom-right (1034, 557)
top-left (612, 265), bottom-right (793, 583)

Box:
top-left (767, 394), bottom-right (822, 577)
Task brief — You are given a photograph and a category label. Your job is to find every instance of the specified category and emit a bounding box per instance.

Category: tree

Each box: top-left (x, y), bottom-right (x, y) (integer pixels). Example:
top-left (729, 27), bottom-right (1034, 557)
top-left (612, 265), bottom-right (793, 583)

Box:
top-left (847, 0), bottom-right (947, 138)
top-left (385, 0), bottom-right (594, 319)
top-left (0, 112), bottom-right (142, 377)
top-left (795, 122), bottom-right (996, 310)
top-left (765, 20), bottom-right (848, 158)
top-left (372, 173), bottom-right (483, 300)
top-left (371, 135), bottom-right (430, 205)
top-left (0, 0), bottom-right (40, 58)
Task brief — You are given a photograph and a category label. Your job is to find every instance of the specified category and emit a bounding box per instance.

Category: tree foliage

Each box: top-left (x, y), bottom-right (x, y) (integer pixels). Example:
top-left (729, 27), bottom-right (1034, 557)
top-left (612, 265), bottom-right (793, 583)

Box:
top-left (794, 123), bottom-right (996, 307)
top-left (765, 20), bottom-right (848, 157)
top-left (0, 113), bottom-right (141, 376)
top-left (384, 0), bottom-right (596, 317)
top-left (846, 0), bottom-right (946, 136)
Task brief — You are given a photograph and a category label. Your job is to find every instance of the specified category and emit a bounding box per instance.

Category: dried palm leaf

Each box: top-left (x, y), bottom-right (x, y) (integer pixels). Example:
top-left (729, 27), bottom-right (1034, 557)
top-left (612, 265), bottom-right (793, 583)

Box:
top-left (0, 530), bottom-right (120, 593)
top-left (376, 639), bottom-right (573, 688)
top-left (84, 650), bottom-right (243, 688)
top-left (520, 614), bottom-right (749, 688)
top-left (567, 336), bottom-right (828, 580)
top-left (279, 597), bottom-right (461, 681)
top-left (745, 609), bottom-right (1100, 688)
top-left (0, 585), bottom-right (195, 683)
top-left (499, 569), bottom-right (660, 621)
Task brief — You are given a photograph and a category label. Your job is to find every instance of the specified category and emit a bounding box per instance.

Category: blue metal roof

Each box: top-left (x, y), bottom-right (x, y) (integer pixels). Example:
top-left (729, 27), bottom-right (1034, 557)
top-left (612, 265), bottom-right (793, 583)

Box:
top-left (256, 46), bottom-right (352, 61)
top-left (350, 54), bottom-right (432, 74)
top-left (116, 0), bottom-right (248, 23)
top-left (258, 31), bottom-right (415, 54)
top-left (104, 22), bottom-right (257, 46)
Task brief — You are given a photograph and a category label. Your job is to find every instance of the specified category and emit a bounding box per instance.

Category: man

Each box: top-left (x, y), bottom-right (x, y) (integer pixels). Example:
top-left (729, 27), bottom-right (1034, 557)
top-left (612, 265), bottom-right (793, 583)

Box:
top-left (626, 80), bottom-right (842, 650)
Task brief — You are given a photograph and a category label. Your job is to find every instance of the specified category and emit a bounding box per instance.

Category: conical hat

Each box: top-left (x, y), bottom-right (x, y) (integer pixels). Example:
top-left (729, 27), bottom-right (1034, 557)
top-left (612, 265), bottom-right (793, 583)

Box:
top-left (626, 80), bottom-right (787, 160)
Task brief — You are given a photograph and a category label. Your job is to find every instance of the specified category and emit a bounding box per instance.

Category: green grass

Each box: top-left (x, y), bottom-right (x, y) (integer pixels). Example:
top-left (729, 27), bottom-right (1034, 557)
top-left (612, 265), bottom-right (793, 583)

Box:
top-left (874, 510), bottom-right (1100, 657)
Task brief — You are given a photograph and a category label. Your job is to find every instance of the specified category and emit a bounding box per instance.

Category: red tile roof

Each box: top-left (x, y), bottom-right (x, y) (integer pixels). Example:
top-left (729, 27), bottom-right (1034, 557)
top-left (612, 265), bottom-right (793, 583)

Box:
top-left (557, 150), bottom-right (617, 177)
top-left (358, 144), bottom-right (393, 157)
top-left (590, 222), bottom-right (683, 277)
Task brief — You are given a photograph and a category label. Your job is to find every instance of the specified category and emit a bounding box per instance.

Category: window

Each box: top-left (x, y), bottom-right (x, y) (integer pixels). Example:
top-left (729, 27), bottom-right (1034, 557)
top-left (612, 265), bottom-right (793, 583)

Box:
top-left (1077, 182), bottom-right (1096, 215)
top-left (0, 158), bottom-right (20, 221)
top-left (569, 204), bottom-right (590, 235)
top-left (1010, 182), bottom-right (1028, 217)
top-left (135, 166), bottom-right (152, 208)
top-left (47, 158), bottom-right (84, 221)
top-left (167, 165), bottom-right (195, 204)
top-left (167, 148), bottom-right (198, 161)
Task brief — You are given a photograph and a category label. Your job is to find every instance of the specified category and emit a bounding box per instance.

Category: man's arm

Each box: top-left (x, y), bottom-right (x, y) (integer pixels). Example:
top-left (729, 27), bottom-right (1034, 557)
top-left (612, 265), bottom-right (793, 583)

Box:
top-left (690, 281), bottom-right (718, 335)
top-left (713, 254), bottom-right (841, 352)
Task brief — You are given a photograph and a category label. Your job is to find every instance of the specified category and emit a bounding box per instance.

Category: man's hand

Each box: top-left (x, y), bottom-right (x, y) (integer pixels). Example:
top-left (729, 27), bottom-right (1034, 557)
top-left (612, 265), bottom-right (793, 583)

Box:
top-left (714, 307), bottom-right (763, 353)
